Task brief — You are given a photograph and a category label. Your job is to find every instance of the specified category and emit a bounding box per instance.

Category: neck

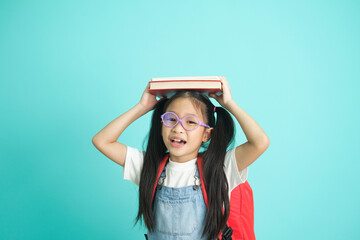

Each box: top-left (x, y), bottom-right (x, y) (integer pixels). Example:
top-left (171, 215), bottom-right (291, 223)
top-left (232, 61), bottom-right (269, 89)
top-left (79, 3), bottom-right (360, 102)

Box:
top-left (169, 153), bottom-right (198, 163)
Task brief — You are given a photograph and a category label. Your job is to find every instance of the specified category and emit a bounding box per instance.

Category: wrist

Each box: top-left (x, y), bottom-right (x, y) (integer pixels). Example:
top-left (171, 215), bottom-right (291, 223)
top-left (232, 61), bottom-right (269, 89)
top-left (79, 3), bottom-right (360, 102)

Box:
top-left (223, 100), bottom-right (239, 115)
top-left (135, 103), bottom-right (151, 115)
top-left (223, 99), bottom-right (237, 110)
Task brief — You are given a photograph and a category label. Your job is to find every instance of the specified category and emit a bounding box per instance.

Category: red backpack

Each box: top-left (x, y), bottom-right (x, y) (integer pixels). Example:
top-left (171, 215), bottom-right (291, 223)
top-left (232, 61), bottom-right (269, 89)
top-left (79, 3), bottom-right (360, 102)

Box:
top-left (151, 153), bottom-right (256, 240)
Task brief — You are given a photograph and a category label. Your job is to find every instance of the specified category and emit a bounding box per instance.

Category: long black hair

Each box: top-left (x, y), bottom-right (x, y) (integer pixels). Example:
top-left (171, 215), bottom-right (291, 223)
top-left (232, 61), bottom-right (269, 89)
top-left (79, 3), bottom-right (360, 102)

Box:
top-left (135, 90), bottom-right (236, 240)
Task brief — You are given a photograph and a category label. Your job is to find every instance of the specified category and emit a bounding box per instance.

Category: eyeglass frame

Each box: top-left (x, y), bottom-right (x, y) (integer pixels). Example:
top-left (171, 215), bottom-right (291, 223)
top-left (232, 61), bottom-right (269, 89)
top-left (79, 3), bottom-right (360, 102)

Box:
top-left (160, 111), bottom-right (211, 131)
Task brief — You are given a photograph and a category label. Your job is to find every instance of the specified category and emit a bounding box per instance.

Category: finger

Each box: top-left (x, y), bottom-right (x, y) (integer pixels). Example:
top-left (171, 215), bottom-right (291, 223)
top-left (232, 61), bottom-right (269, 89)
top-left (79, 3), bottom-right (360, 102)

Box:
top-left (209, 93), bottom-right (216, 98)
top-left (220, 76), bottom-right (227, 83)
top-left (143, 84), bottom-right (149, 93)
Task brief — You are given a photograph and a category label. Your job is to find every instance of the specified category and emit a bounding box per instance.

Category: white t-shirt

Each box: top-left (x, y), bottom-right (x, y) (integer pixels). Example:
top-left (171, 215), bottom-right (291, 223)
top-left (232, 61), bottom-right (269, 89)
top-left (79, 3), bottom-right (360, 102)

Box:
top-left (123, 146), bottom-right (248, 198)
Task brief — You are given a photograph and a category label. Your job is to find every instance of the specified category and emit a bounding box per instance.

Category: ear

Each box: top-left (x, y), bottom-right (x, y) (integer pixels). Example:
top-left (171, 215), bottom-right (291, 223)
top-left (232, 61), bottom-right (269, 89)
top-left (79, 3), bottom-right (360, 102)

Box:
top-left (202, 127), bottom-right (213, 142)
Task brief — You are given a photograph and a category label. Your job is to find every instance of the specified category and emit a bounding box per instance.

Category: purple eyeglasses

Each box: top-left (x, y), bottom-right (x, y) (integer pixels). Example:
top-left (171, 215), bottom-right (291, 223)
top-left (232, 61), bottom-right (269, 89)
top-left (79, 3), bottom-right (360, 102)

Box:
top-left (160, 112), bottom-right (210, 131)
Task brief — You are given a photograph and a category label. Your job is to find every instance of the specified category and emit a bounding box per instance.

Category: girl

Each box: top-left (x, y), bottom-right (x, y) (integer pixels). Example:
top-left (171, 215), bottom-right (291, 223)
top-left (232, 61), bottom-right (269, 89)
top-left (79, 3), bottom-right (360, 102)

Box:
top-left (92, 76), bottom-right (270, 240)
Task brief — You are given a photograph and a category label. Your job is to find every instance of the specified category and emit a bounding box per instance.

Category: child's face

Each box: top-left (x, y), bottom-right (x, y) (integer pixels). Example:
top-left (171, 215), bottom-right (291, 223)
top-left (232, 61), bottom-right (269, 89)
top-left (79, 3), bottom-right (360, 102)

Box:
top-left (161, 97), bottom-right (213, 163)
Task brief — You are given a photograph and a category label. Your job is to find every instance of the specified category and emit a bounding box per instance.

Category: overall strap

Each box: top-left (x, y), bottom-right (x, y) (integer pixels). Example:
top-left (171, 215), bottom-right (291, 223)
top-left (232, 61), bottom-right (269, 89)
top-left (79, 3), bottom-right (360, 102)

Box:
top-left (151, 153), bottom-right (169, 203)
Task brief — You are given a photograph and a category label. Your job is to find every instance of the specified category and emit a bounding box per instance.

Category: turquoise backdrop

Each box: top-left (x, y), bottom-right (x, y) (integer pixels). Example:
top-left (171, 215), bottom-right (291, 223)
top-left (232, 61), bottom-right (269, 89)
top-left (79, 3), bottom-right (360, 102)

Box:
top-left (1, 0), bottom-right (359, 239)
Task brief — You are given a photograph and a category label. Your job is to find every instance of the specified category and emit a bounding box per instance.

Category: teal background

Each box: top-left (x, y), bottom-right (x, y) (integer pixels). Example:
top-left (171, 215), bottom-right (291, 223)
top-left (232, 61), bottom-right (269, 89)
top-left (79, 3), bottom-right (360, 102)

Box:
top-left (1, 0), bottom-right (359, 239)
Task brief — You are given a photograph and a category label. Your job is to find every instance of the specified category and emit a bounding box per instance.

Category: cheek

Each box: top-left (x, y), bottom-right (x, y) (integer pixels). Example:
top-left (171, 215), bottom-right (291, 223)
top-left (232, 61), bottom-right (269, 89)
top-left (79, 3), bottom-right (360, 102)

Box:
top-left (189, 130), bottom-right (203, 140)
top-left (161, 126), bottom-right (168, 138)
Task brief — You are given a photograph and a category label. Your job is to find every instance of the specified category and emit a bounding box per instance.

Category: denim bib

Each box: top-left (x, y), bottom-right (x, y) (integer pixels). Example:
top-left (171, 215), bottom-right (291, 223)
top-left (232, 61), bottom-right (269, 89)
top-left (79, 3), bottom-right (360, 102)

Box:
top-left (145, 163), bottom-right (209, 240)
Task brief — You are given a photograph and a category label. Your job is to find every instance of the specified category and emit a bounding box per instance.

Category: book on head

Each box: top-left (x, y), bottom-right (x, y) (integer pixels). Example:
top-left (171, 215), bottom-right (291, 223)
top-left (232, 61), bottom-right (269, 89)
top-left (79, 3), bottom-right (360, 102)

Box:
top-left (149, 76), bottom-right (223, 97)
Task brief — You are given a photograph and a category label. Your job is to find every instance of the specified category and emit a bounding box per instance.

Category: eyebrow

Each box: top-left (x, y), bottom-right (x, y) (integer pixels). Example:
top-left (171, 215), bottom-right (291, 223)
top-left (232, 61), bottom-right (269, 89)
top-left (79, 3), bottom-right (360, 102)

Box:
top-left (168, 111), bottom-right (199, 117)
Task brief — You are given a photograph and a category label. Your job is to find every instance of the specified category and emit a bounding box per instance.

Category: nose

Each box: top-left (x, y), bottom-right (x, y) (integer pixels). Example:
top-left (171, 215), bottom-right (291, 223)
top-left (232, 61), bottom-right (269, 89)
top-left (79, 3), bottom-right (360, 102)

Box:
top-left (172, 120), bottom-right (185, 133)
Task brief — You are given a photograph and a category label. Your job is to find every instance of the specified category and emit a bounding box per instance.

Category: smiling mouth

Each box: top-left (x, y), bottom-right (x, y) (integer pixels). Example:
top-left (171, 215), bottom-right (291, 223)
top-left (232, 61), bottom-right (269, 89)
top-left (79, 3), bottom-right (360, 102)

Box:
top-left (170, 138), bottom-right (187, 146)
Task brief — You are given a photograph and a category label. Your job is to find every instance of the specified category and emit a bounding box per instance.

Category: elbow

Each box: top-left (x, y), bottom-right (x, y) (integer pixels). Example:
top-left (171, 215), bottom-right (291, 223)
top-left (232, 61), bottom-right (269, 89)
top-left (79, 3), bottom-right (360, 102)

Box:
top-left (92, 136), bottom-right (101, 147)
top-left (92, 136), bottom-right (112, 149)
top-left (261, 136), bottom-right (270, 150)
top-left (255, 136), bottom-right (270, 151)
top-left (92, 137), bottom-right (97, 147)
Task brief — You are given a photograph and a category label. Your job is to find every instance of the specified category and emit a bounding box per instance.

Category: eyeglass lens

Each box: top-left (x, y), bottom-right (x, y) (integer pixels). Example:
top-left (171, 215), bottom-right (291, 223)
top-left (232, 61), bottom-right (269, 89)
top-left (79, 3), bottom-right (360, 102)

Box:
top-left (163, 112), bottom-right (199, 130)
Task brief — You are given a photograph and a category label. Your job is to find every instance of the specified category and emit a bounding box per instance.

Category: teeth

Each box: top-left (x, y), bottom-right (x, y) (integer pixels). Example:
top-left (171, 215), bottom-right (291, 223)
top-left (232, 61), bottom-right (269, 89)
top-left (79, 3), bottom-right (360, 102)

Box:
top-left (171, 138), bottom-right (185, 143)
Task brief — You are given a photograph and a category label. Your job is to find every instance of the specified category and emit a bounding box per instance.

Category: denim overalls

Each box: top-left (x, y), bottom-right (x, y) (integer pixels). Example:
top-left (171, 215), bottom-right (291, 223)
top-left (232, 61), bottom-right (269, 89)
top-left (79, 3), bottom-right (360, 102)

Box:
top-left (145, 162), bottom-right (209, 240)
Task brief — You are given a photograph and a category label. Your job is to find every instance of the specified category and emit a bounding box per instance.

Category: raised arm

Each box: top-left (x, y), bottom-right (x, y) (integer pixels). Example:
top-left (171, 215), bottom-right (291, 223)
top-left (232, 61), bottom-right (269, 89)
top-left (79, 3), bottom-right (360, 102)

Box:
top-left (210, 77), bottom-right (270, 171)
top-left (92, 83), bottom-right (162, 167)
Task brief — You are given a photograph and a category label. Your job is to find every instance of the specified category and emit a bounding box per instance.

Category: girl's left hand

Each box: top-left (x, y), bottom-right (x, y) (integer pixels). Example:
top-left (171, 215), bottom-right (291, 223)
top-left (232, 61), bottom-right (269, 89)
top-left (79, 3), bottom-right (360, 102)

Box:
top-left (209, 76), bottom-right (234, 108)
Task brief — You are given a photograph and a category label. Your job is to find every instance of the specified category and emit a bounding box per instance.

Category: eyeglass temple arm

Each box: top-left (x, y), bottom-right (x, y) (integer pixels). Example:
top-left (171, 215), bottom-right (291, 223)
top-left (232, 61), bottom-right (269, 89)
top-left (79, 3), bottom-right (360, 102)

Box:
top-left (199, 123), bottom-right (210, 128)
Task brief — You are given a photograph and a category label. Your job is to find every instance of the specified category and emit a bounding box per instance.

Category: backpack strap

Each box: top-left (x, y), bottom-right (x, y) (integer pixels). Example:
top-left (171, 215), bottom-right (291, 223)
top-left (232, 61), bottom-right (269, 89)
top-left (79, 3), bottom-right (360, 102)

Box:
top-left (151, 153), bottom-right (170, 203)
top-left (220, 224), bottom-right (233, 240)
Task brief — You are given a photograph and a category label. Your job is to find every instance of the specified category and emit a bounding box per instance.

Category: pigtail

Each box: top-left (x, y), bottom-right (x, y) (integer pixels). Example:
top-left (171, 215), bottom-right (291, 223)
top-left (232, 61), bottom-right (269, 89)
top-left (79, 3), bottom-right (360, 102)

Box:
top-left (135, 98), bottom-right (168, 231)
top-left (202, 106), bottom-right (235, 239)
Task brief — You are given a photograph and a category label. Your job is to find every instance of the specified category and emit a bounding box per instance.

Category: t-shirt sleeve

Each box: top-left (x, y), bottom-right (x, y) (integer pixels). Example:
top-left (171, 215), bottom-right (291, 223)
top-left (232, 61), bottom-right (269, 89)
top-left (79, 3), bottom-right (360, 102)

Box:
top-left (224, 148), bottom-right (248, 192)
top-left (123, 146), bottom-right (145, 186)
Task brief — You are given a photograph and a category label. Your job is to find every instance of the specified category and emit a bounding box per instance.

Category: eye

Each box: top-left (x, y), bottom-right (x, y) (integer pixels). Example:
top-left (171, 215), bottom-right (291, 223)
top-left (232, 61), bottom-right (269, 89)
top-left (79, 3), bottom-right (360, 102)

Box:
top-left (166, 117), bottom-right (176, 122)
top-left (187, 120), bottom-right (196, 125)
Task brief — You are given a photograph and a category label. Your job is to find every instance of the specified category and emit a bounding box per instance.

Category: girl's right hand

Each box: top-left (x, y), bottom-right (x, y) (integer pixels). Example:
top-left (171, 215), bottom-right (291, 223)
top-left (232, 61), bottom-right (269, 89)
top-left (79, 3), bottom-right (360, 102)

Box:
top-left (138, 83), bottom-right (165, 112)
